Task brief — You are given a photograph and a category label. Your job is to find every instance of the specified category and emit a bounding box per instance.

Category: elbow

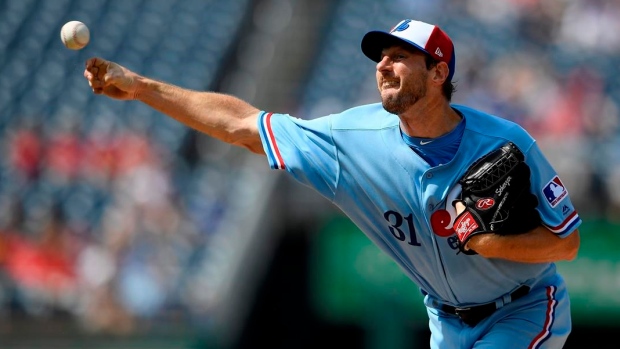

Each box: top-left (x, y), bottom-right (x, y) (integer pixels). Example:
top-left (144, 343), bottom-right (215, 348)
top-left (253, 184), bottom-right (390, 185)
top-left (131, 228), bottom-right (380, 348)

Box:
top-left (242, 140), bottom-right (266, 155)
top-left (562, 229), bottom-right (581, 261)
top-left (228, 137), bottom-right (264, 155)
top-left (564, 247), bottom-right (579, 262)
top-left (226, 112), bottom-right (264, 154)
top-left (228, 128), bottom-right (265, 155)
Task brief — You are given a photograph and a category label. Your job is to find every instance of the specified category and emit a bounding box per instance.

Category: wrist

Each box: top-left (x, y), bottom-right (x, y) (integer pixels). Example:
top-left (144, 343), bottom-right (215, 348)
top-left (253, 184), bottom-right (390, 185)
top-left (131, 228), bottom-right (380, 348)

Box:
top-left (131, 75), bottom-right (149, 101)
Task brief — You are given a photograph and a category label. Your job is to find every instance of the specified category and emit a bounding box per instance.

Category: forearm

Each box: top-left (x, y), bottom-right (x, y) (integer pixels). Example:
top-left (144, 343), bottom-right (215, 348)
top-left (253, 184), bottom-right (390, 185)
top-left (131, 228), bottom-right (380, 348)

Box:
top-left (134, 76), bottom-right (264, 154)
top-left (468, 227), bottom-right (580, 263)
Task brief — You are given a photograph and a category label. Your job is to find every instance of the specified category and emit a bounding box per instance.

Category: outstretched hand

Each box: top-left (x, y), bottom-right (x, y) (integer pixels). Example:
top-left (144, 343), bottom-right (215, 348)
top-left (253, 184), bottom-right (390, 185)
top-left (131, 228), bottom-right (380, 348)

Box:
top-left (84, 57), bottom-right (139, 100)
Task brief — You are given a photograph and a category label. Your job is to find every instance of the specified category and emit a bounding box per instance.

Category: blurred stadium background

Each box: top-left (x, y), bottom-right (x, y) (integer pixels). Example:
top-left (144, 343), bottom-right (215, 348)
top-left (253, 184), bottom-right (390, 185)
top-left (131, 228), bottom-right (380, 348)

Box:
top-left (0, 0), bottom-right (618, 348)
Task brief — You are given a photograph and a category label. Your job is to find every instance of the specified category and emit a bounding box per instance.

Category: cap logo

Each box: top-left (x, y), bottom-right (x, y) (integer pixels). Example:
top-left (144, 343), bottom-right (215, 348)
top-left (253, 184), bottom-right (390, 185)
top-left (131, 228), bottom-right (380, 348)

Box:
top-left (435, 47), bottom-right (443, 57)
top-left (391, 19), bottom-right (412, 33)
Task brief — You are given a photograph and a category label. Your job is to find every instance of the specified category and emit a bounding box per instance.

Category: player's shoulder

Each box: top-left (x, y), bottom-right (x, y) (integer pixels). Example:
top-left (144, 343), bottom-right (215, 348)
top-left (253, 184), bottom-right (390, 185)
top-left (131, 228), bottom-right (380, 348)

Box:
top-left (453, 104), bottom-right (523, 129)
top-left (329, 103), bottom-right (399, 130)
top-left (454, 104), bottom-right (535, 149)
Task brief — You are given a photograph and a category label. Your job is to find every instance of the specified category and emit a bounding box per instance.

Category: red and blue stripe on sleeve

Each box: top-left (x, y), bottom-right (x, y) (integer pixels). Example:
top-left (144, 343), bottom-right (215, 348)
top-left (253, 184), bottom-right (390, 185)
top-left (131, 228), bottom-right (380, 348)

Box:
top-left (258, 111), bottom-right (286, 170)
top-left (545, 211), bottom-right (581, 236)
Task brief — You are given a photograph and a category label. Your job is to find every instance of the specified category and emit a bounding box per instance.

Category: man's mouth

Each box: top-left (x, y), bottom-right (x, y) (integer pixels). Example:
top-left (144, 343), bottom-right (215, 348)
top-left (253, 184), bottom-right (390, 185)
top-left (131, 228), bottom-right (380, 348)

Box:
top-left (381, 80), bottom-right (400, 89)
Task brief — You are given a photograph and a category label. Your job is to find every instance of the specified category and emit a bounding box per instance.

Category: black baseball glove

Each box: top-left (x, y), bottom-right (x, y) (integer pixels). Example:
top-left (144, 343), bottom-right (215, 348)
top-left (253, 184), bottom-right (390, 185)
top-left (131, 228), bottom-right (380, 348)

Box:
top-left (452, 142), bottom-right (541, 255)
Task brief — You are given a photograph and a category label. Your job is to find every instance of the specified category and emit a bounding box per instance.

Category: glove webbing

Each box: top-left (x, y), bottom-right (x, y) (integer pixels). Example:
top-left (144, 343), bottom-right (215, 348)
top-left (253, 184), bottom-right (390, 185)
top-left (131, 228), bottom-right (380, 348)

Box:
top-left (462, 152), bottom-right (520, 191)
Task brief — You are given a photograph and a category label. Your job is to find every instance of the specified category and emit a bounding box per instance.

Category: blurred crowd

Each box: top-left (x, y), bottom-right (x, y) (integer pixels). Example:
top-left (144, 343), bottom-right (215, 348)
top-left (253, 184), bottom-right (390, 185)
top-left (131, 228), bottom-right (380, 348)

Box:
top-left (0, 0), bottom-right (254, 337)
top-left (336, 0), bottom-right (620, 218)
top-left (447, 0), bottom-right (620, 218)
top-left (0, 113), bottom-right (223, 334)
top-left (0, 0), bottom-right (618, 337)
top-left (300, 2), bottom-right (620, 346)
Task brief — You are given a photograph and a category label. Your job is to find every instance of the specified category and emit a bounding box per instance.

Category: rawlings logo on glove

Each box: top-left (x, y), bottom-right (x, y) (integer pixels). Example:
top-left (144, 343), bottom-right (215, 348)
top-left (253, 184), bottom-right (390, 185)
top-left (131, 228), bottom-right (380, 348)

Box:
top-left (453, 142), bottom-right (541, 255)
top-left (454, 212), bottom-right (478, 244)
top-left (475, 199), bottom-right (495, 210)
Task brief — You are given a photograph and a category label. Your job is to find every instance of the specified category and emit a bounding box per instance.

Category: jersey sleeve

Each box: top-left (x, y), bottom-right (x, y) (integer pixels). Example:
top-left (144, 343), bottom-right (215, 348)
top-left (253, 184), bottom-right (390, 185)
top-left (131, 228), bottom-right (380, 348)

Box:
top-left (525, 142), bottom-right (582, 237)
top-left (257, 111), bottom-right (339, 201)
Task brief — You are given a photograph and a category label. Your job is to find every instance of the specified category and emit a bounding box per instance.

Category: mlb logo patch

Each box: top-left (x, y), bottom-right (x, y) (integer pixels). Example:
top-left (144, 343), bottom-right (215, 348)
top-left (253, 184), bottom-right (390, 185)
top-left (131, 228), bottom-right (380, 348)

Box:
top-left (543, 176), bottom-right (567, 208)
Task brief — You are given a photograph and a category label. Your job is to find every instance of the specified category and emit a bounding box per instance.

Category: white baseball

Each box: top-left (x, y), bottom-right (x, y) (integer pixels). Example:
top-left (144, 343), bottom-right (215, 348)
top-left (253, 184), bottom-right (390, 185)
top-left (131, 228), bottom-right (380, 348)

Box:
top-left (60, 21), bottom-right (90, 50)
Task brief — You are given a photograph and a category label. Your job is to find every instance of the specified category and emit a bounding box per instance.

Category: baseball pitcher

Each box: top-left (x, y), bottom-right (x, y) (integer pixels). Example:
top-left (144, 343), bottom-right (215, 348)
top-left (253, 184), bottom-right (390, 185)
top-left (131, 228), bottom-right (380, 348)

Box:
top-left (84, 18), bottom-right (581, 349)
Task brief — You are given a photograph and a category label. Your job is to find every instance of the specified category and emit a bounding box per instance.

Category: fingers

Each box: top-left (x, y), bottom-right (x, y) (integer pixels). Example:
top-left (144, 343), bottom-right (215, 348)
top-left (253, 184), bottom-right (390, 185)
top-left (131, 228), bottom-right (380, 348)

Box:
top-left (453, 201), bottom-right (466, 214)
top-left (85, 57), bottom-right (108, 70)
top-left (84, 57), bottom-right (112, 83)
top-left (83, 57), bottom-right (136, 99)
top-left (85, 58), bottom-right (122, 85)
top-left (84, 57), bottom-right (110, 91)
top-left (84, 57), bottom-right (105, 77)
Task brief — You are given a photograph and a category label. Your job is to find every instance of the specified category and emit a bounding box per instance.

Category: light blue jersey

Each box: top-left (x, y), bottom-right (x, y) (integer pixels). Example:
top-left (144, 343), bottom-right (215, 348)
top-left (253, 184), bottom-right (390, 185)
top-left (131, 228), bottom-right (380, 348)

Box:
top-left (257, 103), bottom-right (581, 347)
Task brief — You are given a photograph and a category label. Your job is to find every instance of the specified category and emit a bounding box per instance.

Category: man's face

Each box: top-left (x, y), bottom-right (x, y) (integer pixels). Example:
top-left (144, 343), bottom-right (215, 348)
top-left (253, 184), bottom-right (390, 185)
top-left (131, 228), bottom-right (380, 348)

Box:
top-left (376, 45), bottom-right (430, 115)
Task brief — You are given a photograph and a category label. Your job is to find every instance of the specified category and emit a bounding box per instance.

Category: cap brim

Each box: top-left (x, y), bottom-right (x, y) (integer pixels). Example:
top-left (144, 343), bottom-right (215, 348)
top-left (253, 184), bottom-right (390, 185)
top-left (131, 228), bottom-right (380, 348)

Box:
top-left (361, 31), bottom-right (428, 62)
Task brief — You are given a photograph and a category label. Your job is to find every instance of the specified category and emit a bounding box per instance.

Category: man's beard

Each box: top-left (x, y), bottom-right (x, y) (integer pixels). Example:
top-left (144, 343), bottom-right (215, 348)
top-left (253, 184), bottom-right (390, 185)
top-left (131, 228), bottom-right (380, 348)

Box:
top-left (381, 82), bottom-right (427, 115)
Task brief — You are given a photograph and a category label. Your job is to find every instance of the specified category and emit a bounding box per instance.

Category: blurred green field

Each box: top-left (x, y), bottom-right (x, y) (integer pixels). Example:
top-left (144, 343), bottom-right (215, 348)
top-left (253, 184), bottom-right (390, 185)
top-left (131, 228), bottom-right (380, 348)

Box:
top-left (310, 215), bottom-right (620, 328)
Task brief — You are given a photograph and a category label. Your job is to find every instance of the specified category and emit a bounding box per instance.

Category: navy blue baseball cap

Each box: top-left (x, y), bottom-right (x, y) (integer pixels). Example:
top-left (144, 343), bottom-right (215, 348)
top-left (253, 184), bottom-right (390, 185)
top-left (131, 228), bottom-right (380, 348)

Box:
top-left (361, 19), bottom-right (456, 81)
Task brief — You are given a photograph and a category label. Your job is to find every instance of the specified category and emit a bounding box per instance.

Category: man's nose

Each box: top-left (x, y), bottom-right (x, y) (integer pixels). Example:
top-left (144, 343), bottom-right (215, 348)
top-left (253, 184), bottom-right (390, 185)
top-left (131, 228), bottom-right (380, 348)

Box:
top-left (376, 56), bottom-right (392, 71)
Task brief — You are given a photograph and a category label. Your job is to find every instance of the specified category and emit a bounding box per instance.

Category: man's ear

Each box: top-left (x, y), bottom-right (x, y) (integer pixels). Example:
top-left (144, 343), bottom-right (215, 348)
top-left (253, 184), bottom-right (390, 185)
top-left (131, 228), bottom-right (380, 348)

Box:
top-left (433, 62), bottom-right (450, 84)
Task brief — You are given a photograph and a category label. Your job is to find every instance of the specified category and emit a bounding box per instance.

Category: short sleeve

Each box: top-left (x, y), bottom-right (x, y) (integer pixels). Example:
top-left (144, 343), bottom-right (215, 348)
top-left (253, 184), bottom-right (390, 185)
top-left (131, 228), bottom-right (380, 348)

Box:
top-left (526, 142), bottom-right (582, 237)
top-left (257, 111), bottom-right (339, 201)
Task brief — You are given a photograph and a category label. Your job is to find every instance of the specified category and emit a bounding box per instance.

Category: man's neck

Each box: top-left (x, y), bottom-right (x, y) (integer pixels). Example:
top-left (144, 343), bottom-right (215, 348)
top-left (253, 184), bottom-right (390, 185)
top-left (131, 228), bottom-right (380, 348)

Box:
top-left (399, 100), bottom-right (461, 139)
